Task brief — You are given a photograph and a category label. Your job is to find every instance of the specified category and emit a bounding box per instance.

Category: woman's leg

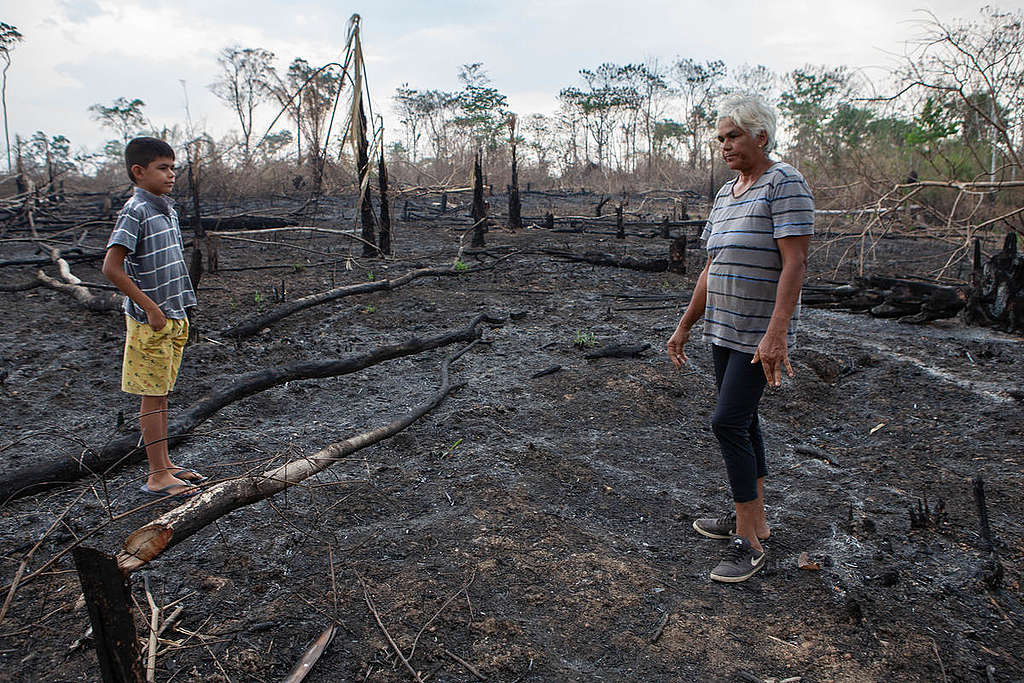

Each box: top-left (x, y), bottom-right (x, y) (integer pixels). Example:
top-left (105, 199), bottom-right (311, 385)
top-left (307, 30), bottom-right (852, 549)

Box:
top-left (711, 345), bottom-right (768, 549)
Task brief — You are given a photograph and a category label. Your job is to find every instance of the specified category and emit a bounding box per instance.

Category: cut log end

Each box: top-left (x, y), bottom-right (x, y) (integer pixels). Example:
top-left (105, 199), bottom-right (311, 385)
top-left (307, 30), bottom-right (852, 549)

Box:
top-left (118, 524), bottom-right (174, 572)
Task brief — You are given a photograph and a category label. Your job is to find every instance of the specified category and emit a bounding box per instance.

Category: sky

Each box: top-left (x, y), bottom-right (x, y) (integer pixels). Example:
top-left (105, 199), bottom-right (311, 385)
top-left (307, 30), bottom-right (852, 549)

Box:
top-left (0, 0), bottom-right (1004, 158)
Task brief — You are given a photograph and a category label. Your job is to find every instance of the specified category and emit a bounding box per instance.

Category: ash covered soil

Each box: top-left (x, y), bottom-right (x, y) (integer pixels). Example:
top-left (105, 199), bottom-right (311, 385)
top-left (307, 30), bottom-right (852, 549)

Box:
top-left (1, 195), bottom-right (1023, 682)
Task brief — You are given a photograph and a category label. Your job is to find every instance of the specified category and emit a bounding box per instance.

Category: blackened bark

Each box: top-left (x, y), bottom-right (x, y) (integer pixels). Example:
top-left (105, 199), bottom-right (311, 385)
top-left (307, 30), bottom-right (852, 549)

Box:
top-left (377, 150), bottom-right (392, 255)
top-left (471, 152), bottom-right (487, 248)
top-left (357, 100), bottom-right (377, 257)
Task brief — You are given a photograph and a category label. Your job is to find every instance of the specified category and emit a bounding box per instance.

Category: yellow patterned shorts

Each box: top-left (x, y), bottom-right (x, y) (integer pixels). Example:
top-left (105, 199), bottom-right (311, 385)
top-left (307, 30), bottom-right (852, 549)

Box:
top-left (122, 316), bottom-right (189, 396)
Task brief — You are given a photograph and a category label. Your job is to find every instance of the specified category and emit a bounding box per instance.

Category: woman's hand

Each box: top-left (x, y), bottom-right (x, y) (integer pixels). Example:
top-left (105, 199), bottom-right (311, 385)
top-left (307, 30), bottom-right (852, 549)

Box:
top-left (667, 324), bottom-right (691, 369)
top-left (751, 329), bottom-right (792, 387)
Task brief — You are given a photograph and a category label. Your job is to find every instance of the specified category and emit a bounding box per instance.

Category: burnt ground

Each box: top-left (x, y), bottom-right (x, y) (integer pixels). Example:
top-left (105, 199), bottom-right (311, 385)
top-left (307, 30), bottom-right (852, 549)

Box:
top-left (1, 192), bottom-right (1023, 682)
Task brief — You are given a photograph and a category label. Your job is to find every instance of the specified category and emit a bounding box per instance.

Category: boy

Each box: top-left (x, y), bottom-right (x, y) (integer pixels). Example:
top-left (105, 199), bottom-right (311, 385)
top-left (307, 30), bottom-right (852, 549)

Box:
top-left (102, 137), bottom-right (202, 498)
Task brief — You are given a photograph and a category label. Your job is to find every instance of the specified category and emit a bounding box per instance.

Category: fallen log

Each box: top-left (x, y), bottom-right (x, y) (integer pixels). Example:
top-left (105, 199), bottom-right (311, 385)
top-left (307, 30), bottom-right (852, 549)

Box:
top-left (540, 249), bottom-right (669, 273)
top-left (0, 315), bottom-right (497, 502)
top-left (35, 248), bottom-right (123, 312)
top-left (585, 343), bottom-right (650, 359)
top-left (223, 264), bottom-right (487, 339)
top-left (198, 214), bottom-right (291, 231)
top-left (116, 339), bottom-right (480, 573)
top-left (802, 276), bottom-right (965, 323)
top-left (0, 280), bottom-right (42, 292)
top-left (0, 250), bottom-right (103, 268)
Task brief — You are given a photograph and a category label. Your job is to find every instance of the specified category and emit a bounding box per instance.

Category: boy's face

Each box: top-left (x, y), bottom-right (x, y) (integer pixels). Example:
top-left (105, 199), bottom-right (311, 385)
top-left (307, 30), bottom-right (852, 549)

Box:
top-left (132, 156), bottom-right (176, 196)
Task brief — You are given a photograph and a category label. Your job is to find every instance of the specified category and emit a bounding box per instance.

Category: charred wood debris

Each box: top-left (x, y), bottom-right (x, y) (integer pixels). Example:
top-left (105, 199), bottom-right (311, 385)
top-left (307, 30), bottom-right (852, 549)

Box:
top-left (3, 181), bottom-right (1023, 335)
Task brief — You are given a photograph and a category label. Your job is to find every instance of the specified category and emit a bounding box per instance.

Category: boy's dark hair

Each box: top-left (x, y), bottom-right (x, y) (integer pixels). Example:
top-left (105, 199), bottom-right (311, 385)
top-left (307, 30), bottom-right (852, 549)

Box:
top-left (125, 137), bottom-right (175, 184)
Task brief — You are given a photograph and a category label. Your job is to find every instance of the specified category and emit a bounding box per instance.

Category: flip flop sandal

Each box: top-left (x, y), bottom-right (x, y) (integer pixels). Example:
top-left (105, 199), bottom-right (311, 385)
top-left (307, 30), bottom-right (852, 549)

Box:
top-left (172, 467), bottom-right (207, 483)
top-left (140, 482), bottom-right (199, 500)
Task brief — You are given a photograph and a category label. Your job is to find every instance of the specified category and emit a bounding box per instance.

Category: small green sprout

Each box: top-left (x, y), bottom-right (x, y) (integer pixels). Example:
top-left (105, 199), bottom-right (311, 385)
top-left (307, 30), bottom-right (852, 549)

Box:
top-left (572, 329), bottom-right (599, 349)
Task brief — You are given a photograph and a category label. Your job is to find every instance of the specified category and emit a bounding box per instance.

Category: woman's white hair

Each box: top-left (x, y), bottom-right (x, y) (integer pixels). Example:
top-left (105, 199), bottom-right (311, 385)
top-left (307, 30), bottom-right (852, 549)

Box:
top-left (718, 94), bottom-right (777, 155)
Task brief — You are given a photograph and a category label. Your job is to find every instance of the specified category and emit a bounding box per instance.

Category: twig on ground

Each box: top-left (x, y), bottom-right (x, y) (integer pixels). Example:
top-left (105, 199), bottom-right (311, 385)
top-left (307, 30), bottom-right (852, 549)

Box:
top-left (144, 575), bottom-right (160, 683)
top-left (443, 648), bottom-right (487, 681)
top-left (408, 572), bottom-right (476, 660)
top-left (649, 611), bottom-right (670, 644)
top-left (359, 575), bottom-right (423, 682)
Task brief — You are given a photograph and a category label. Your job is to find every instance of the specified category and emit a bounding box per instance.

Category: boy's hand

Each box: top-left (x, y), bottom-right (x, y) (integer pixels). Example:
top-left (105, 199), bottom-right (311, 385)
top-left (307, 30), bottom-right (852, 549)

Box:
top-left (146, 306), bottom-right (167, 332)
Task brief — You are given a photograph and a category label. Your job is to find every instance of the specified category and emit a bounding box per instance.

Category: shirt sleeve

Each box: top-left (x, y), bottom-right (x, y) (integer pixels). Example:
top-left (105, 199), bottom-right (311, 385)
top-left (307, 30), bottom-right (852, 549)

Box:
top-left (107, 207), bottom-right (141, 253)
top-left (769, 171), bottom-right (814, 239)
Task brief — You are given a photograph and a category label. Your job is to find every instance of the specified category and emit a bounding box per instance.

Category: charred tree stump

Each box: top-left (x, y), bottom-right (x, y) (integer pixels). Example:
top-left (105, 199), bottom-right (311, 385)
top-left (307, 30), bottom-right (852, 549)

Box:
top-left (507, 116), bottom-right (522, 230)
top-left (377, 149), bottom-right (392, 256)
top-left (440, 191), bottom-right (448, 214)
top-left (542, 212), bottom-right (554, 229)
top-left (205, 234), bottom-right (219, 274)
top-left (972, 476), bottom-right (1004, 589)
top-left (962, 233), bottom-right (1024, 333)
top-left (471, 152), bottom-right (487, 248)
top-left (356, 100), bottom-right (377, 258)
top-left (72, 546), bottom-right (144, 682)
top-left (615, 203), bottom-right (625, 239)
top-left (595, 196), bottom-right (611, 217)
top-left (669, 236), bottom-right (687, 274)
top-left (403, 200), bottom-right (410, 221)
top-left (660, 216), bottom-right (670, 239)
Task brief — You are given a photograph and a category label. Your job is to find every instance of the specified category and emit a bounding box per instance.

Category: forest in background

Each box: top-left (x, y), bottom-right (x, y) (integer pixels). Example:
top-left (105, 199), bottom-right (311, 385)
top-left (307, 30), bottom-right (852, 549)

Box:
top-left (2, 7), bottom-right (1024, 271)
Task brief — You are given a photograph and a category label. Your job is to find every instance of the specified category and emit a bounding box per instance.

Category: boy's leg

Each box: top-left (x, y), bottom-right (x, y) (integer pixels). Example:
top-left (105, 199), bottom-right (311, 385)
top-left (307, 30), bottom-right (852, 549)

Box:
top-left (125, 317), bottom-right (196, 494)
top-left (140, 394), bottom-right (192, 493)
top-left (162, 318), bottom-right (204, 482)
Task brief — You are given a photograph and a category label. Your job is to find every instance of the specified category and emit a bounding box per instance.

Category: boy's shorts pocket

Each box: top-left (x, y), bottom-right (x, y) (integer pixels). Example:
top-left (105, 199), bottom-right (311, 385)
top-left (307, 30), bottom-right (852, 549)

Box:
top-left (122, 316), bottom-right (189, 395)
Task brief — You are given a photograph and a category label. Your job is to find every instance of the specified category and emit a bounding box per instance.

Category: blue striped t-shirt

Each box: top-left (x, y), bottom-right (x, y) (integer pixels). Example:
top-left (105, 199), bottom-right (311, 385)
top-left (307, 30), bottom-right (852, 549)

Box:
top-left (107, 187), bottom-right (197, 323)
top-left (700, 162), bottom-right (814, 353)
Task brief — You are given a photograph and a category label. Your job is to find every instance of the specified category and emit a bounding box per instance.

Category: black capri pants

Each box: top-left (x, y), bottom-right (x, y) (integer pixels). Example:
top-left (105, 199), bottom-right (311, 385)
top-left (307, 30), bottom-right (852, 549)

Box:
top-left (711, 344), bottom-right (768, 503)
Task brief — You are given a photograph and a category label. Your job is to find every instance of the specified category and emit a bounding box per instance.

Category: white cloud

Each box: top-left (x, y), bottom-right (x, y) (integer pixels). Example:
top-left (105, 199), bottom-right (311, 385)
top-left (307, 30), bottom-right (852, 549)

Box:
top-left (0, 0), bottom-right (1003, 158)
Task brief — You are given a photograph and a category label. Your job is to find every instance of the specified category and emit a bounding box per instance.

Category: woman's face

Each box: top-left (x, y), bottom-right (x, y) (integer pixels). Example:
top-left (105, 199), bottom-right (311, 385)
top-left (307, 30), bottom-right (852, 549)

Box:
top-left (717, 118), bottom-right (766, 172)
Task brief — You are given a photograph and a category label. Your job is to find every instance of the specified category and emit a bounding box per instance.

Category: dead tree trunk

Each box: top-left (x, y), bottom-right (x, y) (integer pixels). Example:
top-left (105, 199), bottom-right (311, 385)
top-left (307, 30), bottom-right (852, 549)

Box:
top-left (669, 236), bottom-right (687, 274)
top-left (377, 147), bottom-right (392, 256)
top-left (471, 152), bottom-right (487, 248)
top-left (962, 233), bottom-right (1024, 332)
top-left (508, 115), bottom-right (522, 230)
top-left (73, 546), bottom-right (144, 683)
top-left (357, 100), bottom-right (377, 258)
top-left (615, 203), bottom-right (625, 239)
top-left (0, 316), bottom-right (494, 502)
top-left (117, 340), bottom-right (482, 574)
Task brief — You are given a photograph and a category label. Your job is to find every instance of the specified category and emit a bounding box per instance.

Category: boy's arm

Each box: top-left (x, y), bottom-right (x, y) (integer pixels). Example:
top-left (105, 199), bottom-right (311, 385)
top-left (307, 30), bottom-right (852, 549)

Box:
top-left (101, 245), bottom-right (167, 331)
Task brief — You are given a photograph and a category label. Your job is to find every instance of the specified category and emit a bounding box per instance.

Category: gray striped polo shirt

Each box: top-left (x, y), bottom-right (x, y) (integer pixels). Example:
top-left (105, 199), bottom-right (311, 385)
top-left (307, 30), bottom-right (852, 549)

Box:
top-left (700, 161), bottom-right (814, 353)
top-left (107, 187), bottom-right (197, 323)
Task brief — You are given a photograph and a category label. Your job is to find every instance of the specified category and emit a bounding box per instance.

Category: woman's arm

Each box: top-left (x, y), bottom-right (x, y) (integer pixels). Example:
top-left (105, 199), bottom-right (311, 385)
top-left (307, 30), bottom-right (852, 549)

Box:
top-left (751, 235), bottom-right (810, 386)
top-left (667, 255), bottom-right (712, 369)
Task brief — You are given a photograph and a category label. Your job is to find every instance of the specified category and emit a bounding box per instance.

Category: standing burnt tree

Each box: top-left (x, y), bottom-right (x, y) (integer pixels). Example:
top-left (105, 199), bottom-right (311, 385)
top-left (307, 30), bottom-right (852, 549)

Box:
top-left (0, 22), bottom-right (23, 174)
top-left (377, 139), bottom-right (392, 256)
top-left (471, 150), bottom-right (487, 248)
top-left (507, 114), bottom-right (522, 230)
top-left (355, 99), bottom-right (377, 257)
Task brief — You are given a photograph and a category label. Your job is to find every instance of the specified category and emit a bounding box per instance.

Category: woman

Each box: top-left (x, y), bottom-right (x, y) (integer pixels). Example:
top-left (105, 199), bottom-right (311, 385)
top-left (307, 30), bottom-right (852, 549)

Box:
top-left (667, 94), bottom-right (813, 583)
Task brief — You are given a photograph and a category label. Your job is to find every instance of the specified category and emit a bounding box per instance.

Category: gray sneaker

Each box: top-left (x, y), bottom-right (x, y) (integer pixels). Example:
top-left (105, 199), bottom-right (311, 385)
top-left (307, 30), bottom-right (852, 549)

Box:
top-left (710, 536), bottom-right (766, 583)
top-left (693, 512), bottom-right (771, 541)
top-left (692, 512), bottom-right (737, 539)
